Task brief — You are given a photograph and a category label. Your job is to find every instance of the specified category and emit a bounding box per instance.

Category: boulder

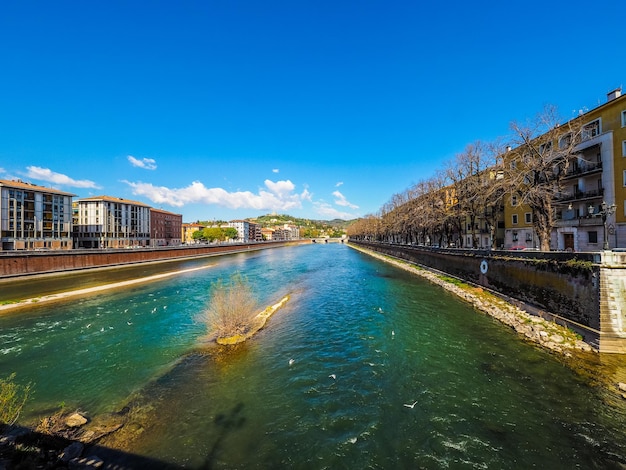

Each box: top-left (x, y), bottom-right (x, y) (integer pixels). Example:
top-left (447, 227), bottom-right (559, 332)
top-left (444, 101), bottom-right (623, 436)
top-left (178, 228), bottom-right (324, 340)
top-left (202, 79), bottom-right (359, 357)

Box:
top-left (66, 413), bottom-right (88, 428)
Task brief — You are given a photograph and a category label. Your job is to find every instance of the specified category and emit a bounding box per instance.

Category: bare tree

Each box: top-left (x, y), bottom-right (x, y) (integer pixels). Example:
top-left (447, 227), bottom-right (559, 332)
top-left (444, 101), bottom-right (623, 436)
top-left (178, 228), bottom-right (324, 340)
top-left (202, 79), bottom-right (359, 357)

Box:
top-left (503, 105), bottom-right (583, 251)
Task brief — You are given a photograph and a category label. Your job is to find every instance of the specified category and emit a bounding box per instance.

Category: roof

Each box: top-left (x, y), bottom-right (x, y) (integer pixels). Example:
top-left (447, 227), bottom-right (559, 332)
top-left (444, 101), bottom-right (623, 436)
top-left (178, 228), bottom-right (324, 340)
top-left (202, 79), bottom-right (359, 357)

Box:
top-left (0, 179), bottom-right (77, 197)
top-left (150, 207), bottom-right (182, 216)
top-left (77, 195), bottom-right (151, 207)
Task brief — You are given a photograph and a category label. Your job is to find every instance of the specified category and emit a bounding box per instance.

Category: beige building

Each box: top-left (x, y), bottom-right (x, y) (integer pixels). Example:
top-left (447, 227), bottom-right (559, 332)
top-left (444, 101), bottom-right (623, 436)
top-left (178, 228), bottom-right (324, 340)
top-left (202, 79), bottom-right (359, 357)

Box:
top-left (0, 179), bottom-right (75, 250)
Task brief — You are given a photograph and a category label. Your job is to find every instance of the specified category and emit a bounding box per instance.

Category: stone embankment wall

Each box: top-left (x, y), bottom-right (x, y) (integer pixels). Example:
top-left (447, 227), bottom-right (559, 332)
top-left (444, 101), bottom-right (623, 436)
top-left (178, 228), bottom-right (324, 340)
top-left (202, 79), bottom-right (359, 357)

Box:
top-left (0, 240), bottom-right (308, 278)
top-left (352, 240), bottom-right (601, 335)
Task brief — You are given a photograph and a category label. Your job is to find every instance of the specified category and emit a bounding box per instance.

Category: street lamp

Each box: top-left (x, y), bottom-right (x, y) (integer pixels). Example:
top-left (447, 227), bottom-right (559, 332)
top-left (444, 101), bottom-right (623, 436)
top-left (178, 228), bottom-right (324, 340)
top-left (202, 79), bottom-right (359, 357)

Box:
top-left (589, 201), bottom-right (617, 250)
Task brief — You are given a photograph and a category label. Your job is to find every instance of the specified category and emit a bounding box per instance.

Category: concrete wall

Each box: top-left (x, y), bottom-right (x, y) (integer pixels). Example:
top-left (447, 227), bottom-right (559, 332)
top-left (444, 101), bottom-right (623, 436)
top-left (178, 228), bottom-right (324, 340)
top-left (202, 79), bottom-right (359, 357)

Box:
top-left (0, 240), bottom-right (308, 278)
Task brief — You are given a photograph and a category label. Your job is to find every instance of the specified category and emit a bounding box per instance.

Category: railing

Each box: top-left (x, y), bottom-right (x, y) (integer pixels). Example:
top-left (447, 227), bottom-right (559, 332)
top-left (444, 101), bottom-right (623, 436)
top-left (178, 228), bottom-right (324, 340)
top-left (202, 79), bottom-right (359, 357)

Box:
top-left (562, 161), bottom-right (602, 179)
top-left (555, 188), bottom-right (604, 203)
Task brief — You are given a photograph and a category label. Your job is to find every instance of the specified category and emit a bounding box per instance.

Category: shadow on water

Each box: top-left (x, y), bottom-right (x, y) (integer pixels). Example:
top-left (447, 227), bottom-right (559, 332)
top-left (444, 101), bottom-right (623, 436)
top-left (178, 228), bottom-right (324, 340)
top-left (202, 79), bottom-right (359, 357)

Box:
top-left (200, 402), bottom-right (246, 470)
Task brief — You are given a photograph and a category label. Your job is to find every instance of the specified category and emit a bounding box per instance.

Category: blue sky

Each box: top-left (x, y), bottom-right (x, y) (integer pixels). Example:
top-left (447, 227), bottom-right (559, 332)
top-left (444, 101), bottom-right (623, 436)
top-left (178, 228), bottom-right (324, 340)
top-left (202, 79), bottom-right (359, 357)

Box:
top-left (1, 1), bottom-right (624, 222)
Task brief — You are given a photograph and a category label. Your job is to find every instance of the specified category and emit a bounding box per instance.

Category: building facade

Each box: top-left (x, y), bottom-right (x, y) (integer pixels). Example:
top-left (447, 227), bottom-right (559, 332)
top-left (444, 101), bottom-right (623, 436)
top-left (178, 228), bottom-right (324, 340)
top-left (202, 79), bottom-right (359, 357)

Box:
top-left (73, 196), bottom-right (151, 248)
top-left (0, 179), bottom-right (75, 250)
top-left (504, 88), bottom-right (626, 251)
top-left (228, 220), bottom-right (250, 242)
top-left (182, 222), bottom-right (205, 244)
top-left (150, 208), bottom-right (183, 246)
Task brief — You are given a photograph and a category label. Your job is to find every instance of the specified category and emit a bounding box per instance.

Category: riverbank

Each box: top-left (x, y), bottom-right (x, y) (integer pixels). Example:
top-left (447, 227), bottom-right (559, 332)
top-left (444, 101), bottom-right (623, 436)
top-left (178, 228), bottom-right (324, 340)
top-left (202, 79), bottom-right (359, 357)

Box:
top-left (348, 243), bottom-right (594, 356)
top-left (0, 263), bottom-right (217, 314)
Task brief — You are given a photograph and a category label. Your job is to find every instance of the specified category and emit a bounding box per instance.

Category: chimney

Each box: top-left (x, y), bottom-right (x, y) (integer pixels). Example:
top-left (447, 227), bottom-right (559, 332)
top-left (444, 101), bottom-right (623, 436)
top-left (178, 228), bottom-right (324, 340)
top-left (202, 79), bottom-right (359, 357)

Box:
top-left (607, 87), bottom-right (622, 102)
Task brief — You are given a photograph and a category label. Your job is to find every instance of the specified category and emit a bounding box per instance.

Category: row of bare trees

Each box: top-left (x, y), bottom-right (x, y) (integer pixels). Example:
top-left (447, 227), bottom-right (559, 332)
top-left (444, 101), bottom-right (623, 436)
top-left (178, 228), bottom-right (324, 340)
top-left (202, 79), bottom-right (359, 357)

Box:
top-left (347, 106), bottom-right (585, 251)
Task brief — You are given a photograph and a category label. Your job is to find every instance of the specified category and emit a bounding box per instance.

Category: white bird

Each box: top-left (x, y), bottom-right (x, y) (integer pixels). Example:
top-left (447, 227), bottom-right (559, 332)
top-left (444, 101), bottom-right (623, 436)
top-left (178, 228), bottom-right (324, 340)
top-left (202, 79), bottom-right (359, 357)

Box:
top-left (127, 321), bottom-right (133, 326)
top-left (392, 330), bottom-right (395, 338)
top-left (86, 324), bottom-right (92, 328)
top-left (163, 305), bottom-right (167, 310)
top-left (329, 374), bottom-right (336, 380)
top-left (100, 327), bottom-right (105, 332)
top-left (151, 307), bottom-right (157, 313)
top-left (403, 401), bottom-right (418, 409)
top-left (289, 359), bottom-right (295, 366)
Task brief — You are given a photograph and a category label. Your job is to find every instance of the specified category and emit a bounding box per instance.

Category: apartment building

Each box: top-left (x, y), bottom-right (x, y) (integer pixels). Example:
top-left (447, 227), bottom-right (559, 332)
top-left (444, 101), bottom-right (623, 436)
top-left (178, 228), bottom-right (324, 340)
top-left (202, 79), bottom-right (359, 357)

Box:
top-left (0, 179), bottom-right (75, 250)
top-left (504, 88), bottom-right (626, 251)
top-left (73, 195), bottom-right (150, 248)
top-left (150, 208), bottom-right (183, 246)
top-left (227, 220), bottom-right (250, 242)
top-left (182, 222), bottom-right (205, 244)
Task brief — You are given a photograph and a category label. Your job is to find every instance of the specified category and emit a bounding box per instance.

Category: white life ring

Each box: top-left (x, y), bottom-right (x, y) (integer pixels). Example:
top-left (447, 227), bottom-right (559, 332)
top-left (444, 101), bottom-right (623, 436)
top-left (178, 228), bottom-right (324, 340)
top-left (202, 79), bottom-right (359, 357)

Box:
top-left (480, 259), bottom-right (488, 274)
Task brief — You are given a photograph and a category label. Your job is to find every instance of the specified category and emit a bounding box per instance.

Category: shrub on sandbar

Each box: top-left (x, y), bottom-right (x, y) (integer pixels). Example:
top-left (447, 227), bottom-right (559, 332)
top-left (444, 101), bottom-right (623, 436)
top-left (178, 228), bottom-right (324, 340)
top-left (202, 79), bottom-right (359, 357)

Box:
top-left (198, 273), bottom-right (259, 339)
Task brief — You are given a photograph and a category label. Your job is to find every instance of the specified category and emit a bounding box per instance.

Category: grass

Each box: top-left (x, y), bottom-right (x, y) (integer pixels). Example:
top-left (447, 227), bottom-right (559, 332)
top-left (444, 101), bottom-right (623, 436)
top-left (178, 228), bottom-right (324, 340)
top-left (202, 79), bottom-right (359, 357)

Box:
top-left (197, 273), bottom-right (259, 340)
top-left (0, 373), bottom-right (31, 426)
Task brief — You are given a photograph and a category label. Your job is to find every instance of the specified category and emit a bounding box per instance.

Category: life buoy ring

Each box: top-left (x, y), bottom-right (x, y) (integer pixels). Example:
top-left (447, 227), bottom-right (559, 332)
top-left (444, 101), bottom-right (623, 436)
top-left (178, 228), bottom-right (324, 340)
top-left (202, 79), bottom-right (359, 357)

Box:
top-left (480, 259), bottom-right (488, 274)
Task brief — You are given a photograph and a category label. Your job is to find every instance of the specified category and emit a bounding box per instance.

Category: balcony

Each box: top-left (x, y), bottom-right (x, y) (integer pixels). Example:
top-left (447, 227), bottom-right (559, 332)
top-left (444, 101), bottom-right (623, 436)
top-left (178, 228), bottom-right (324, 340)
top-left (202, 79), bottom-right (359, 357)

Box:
top-left (554, 216), bottom-right (602, 228)
top-left (562, 161), bottom-right (602, 180)
top-left (555, 188), bottom-right (604, 203)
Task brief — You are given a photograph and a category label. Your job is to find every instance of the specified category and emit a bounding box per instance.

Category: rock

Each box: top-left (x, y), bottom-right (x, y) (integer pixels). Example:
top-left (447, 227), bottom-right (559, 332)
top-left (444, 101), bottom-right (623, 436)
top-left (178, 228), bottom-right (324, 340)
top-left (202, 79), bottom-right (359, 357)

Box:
top-left (60, 442), bottom-right (84, 462)
top-left (66, 412), bottom-right (88, 428)
top-left (549, 334), bottom-right (564, 344)
top-left (617, 382), bottom-right (626, 392)
top-left (539, 331), bottom-right (549, 338)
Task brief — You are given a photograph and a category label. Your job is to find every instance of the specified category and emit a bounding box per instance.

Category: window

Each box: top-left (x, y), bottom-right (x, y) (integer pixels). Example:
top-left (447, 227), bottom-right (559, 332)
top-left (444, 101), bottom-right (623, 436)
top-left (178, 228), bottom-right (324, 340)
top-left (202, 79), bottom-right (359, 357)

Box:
top-left (582, 119), bottom-right (601, 140)
top-left (589, 231), bottom-right (598, 244)
top-left (511, 195), bottom-right (518, 206)
top-left (622, 110), bottom-right (626, 127)
top-left (622, 140), bottom-right (626, 157)
top-left (559, 133), bottom-right (572, 149)
top-left (512, 214), bottom-right (518, 225)
top-left (525, 213), bottom-right (532, 224)
top-left (623, 170), bottom-right (626, 187)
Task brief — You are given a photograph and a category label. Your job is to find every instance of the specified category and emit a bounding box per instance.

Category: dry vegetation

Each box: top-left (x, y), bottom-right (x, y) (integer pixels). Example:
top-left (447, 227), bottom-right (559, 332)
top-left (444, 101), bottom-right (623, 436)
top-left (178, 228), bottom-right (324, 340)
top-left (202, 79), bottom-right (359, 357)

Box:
top-left (198, 273), bottom-right (259, 340)
top-left (0, 373), bottom-right (31, 426)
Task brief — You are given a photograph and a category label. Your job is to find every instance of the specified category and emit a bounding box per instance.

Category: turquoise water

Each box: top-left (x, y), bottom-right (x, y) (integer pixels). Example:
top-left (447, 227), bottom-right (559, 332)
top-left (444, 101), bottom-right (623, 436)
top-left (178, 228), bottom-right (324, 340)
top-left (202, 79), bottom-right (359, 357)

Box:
top-left (2, 244), bottom-right (626, 468)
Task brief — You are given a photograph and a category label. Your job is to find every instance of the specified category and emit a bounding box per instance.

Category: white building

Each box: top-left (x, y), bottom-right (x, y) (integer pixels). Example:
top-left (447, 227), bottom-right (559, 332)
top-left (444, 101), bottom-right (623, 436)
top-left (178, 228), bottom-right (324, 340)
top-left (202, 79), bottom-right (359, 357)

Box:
top-left (74, 196), bottom-right (151, 248)
top-left (228, 220), bottom-right (250, 242)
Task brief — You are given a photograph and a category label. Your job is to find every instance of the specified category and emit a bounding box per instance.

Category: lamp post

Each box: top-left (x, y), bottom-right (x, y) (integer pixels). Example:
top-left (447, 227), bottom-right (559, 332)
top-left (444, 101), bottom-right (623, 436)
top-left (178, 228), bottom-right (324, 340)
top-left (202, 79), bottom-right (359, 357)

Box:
top-left (589, 201), bottom-right (617, 250)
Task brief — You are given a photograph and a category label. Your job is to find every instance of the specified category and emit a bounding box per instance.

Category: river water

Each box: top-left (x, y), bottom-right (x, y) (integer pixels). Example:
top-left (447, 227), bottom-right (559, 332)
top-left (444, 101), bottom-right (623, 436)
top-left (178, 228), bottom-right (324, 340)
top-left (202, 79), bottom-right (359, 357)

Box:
top-left (2, 244), bottom-right (626, 468)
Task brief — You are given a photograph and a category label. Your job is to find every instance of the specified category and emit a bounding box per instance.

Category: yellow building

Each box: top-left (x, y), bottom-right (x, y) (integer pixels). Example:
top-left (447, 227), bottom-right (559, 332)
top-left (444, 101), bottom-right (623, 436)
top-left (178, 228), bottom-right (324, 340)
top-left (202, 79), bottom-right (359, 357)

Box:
top-left (504, 88), bottom-right (626, 251)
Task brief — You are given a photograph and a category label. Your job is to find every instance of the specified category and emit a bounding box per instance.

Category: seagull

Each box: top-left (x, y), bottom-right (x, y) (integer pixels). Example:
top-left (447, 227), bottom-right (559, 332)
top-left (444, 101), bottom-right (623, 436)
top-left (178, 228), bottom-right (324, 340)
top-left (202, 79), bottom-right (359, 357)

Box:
top-left (151, 307), bottom-right (157, 313)
top-left (289, 359), bottom-right (295, 366)
top-left (163, 305), bottom-right (167, 310)
top-left (100, 327), bottom-right (105, 332)
top-left (86, 324), bottom-right (92, 328)
top-left (329, 374), bottom-right (336, 380)
top-left (127, 321), bottom-right (133, 326)
top-left (403, 401), bottom-right (418, 409)
top-left (392, 330), bottom-right (395, 337)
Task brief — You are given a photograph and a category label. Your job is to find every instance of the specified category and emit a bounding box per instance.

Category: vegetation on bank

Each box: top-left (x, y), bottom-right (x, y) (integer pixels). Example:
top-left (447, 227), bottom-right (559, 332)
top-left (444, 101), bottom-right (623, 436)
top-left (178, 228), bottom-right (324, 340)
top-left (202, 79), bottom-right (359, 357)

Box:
top-left (0, 373), bottom-right (31, 426)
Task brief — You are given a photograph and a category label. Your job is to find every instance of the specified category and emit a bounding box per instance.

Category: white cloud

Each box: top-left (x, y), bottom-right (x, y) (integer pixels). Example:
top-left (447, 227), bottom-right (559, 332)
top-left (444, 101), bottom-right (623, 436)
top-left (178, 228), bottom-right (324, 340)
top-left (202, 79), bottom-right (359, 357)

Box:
top-left (332, 190), bottom-right (359, 209)
top-left (313, 202), bottom-right (356, 220)
top-left (335, 181), bottom-right (344, 187)
top-left (25, 166), bottom-right (100, 189)
top-left (272, 168), bottom-right (279, 173)
top-left (128, 155), bottom-right (157, 170)
top-left (122, 178), bottom-right (304, 212)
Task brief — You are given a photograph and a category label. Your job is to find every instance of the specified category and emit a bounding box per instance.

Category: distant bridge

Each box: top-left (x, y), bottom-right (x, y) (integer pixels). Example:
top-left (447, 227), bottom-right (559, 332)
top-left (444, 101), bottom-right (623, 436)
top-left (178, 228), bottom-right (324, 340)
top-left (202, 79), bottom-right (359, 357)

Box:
top-left (310, 238), bottom-right (347, 244)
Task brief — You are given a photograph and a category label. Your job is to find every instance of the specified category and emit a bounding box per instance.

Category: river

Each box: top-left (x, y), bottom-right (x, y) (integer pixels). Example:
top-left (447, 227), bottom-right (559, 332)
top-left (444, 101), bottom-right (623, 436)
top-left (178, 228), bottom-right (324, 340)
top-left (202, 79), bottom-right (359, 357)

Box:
top-left (2, 243), bottom-right (626, 468)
